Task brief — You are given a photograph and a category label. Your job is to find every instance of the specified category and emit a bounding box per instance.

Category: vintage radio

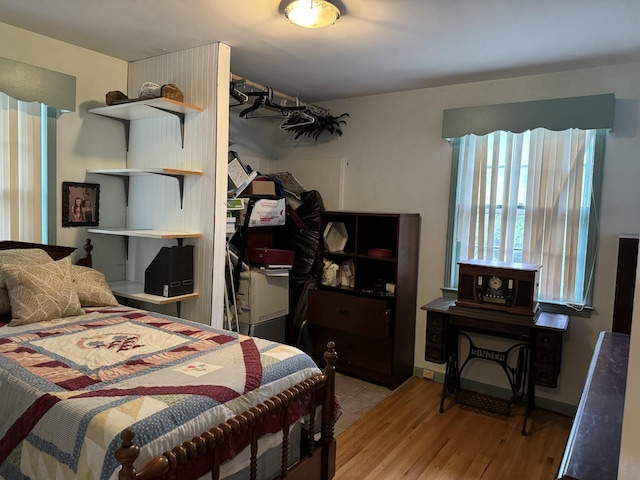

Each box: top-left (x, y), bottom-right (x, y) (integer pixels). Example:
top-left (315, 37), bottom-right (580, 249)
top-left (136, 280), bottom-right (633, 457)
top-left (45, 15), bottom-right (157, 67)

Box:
top-left (456, 259), bottom-right (541, 317)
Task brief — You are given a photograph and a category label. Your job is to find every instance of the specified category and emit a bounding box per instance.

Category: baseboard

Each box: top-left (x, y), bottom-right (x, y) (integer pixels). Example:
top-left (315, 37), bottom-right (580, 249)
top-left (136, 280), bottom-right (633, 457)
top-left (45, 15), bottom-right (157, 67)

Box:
top-left (412, 367), bottom-right (576, 417)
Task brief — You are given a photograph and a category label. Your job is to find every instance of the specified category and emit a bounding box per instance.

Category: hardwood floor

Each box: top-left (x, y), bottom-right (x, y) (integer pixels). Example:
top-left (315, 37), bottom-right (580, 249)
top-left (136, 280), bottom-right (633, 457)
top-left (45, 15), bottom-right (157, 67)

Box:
top-left (334, 376), bottom-right (572, 480)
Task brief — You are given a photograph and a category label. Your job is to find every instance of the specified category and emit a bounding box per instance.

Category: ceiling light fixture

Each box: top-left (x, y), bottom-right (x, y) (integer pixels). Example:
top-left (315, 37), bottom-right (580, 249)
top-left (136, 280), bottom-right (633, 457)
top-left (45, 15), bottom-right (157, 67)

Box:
top-left (285, 0), bottom-right (341, 29)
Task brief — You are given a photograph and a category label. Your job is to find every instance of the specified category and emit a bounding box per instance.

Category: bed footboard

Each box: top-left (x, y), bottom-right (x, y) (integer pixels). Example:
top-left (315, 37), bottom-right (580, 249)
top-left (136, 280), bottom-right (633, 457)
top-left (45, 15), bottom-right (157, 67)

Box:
top-left (116, 341), bottom-right (338, 480)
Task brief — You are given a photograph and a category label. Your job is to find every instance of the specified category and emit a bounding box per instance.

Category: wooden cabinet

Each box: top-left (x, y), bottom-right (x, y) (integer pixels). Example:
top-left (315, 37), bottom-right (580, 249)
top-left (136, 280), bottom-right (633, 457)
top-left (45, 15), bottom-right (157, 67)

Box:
top-left (532, 327), bottom-right (563, 387)
top-left (424, 297), bottom-right (453, 364)
top-left (612, 234), bottom-right (638, 335)
top-left (307, 211), bottom-right (420, 389)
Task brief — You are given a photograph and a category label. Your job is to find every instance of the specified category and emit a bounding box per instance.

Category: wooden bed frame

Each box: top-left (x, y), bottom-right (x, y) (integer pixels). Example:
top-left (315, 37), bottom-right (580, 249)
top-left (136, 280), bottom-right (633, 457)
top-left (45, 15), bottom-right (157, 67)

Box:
top-left (0, 238), bottom-right (337, 480)
top-left (116, 344), bottom-right (337, 480)
top-left (0, 238), bottom-right (94, 267)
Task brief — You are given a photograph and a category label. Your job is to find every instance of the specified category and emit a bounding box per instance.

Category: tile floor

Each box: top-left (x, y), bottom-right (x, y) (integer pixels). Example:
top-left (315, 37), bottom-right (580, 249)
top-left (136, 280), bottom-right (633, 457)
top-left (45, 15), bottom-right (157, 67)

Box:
top-left (333, 372), bottom-right (393, 436)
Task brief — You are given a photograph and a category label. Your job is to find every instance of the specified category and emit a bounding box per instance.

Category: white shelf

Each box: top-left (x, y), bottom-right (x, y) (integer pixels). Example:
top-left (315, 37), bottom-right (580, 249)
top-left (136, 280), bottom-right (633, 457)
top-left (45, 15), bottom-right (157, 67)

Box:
top-left (88, 97), bottom-right (203, 149)
top-left (87, 97), bottom-right (203, 120)
top-left (87, 168), bottom-right (203, 176)
top-left (88, 228), bottom-right (201, 239)
top-left (109, 280), bottom-right (198, 305)
top-left (86, 168), bottom-right (203, 208)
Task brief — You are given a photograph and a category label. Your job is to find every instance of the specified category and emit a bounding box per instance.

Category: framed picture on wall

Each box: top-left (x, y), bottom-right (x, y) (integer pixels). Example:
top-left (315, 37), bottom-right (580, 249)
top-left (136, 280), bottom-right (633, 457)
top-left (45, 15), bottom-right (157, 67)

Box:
top-left (62, 182), bottom-right (100, 227)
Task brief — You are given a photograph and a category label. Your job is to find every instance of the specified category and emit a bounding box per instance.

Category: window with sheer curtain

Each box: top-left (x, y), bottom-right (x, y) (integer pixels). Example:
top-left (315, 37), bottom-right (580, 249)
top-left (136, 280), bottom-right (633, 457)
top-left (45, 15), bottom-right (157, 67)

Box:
top-left (446, 127), bottom-right (605, 309)
top-left (0, 91), bottom-right (48, 242)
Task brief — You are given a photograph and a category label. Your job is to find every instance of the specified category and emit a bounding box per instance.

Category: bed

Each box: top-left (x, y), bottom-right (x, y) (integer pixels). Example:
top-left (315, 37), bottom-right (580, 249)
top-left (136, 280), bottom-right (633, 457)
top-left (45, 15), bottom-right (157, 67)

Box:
top-left (0, 240), bottom-right (337, 480)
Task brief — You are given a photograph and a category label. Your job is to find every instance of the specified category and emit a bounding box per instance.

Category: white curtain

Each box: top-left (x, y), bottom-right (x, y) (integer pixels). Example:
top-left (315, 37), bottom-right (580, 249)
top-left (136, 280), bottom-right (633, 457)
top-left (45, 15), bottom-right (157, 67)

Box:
top-left (457, 128), bottom-right (595, 304)
top-left (0, 92), bottom-right (44, 242)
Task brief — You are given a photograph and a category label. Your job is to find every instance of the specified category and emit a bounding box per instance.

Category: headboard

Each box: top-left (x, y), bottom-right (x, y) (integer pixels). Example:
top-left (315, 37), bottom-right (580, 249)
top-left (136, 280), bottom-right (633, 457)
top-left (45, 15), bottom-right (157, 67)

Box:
top-left (0, 238), bottom-right (93, 267)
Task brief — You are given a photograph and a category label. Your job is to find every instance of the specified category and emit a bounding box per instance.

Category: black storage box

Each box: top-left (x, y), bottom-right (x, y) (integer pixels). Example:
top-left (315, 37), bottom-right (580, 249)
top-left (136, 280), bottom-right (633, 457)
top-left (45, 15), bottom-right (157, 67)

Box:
top-left (144, 245), bottom-right (194, 297)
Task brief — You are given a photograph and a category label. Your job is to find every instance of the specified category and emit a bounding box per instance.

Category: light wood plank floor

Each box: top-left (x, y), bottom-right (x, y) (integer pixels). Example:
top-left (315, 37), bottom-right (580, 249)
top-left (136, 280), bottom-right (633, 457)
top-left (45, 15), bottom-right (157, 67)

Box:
top-left (335, 376), bottom-right (572, 480)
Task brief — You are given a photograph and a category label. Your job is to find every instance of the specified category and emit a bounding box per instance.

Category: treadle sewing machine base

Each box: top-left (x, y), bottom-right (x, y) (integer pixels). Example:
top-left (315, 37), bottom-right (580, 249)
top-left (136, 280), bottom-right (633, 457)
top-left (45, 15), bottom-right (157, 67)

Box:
top-left (456, 390), bottom-right (511, 419)
top-left (440, 332), bottom-right (532, 434)
top-left (423, 298), bottom-right (569, 436)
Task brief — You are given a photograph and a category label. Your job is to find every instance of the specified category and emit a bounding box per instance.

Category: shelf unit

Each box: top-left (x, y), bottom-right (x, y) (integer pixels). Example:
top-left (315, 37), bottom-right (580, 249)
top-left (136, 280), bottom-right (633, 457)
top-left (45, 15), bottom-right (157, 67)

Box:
top-left (307, 211), bottom-right (420, 389)
top-left (88, 97), bottom-right (204, 149)
top-left (88, 98), bottom-right (203, 312)
top-left (87, 168), bottom-right (203, 208)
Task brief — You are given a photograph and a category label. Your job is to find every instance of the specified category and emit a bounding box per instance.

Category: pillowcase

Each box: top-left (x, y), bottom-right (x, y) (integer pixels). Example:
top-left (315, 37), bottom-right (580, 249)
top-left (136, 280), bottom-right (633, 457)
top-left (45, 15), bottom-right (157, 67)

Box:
top-left (0, 248), bottom-right (54, 315)
top-left (1, 256), bottom-right (83, 326)
top-left (70, 264), bottom-right (118, 307)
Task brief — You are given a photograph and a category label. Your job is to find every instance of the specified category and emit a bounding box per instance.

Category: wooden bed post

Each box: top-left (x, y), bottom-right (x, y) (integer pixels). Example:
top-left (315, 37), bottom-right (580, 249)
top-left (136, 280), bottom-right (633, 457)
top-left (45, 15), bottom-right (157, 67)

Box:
top-left (115, 429), bottom-right (140, 480)
top-left (79, 238), bottom-right (93, 267)
top-left (321, 341), bottom-right (337, 480)
top-left (321, 341), bottom-right (337, 443)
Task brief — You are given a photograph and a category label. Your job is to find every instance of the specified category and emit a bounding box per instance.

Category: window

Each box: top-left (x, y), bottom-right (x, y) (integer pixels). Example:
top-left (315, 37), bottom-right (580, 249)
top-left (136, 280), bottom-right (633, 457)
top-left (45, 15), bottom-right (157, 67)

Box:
top-left (446, 127), bottom-right (605, 309)
top-left (0, 92), bottom-right (51, 242)
top-left (0, 57), bottom-right (76, 243)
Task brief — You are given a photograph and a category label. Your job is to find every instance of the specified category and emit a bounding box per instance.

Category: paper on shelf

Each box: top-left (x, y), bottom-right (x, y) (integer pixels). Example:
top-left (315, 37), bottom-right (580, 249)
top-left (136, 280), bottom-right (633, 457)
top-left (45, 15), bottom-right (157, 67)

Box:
top-left (228, 157), bottom-right (257, 196)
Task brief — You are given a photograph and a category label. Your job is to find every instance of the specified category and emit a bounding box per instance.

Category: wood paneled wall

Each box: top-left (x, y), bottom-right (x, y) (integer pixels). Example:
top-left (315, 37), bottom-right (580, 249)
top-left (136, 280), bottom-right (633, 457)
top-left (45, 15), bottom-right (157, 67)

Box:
top-left (124, 43), bottom-right (230, 325)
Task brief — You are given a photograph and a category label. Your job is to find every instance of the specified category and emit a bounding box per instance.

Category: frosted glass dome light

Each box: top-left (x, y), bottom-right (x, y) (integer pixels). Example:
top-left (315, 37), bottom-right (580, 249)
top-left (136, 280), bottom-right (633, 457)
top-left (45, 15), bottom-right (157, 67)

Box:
top-left (285, 0), bottom-right (341, 29)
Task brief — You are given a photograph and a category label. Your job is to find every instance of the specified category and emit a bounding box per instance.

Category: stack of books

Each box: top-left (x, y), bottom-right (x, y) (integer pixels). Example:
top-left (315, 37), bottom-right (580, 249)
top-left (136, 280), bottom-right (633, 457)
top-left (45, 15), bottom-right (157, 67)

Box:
top-left (226, 215), bottom-right (237, 236)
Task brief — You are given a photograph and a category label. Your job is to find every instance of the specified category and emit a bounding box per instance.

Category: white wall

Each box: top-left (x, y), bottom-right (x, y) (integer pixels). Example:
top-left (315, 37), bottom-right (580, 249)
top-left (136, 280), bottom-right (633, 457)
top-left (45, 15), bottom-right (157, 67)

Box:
top-left (0, 22), bottom-right (128, 278)
top-left (270, 63), bottom-right (640, 407)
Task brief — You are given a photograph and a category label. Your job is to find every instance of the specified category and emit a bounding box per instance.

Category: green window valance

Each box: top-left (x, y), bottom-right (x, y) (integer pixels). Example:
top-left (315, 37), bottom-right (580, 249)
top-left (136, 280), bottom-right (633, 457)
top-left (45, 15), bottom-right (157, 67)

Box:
top-left (0, 57), bottom-right (76, 112)
top-left (442, 93), bottom-right (615, 139)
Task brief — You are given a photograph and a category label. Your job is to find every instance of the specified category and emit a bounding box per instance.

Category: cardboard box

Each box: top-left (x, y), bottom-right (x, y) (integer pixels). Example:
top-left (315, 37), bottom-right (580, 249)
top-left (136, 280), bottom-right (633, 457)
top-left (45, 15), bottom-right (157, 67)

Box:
top-left (244, 180), bottom-right (276, 195)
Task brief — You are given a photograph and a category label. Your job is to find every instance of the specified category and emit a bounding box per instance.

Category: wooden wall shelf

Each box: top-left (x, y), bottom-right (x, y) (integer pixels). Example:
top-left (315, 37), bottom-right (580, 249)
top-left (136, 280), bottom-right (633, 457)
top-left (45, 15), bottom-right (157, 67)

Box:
top-left (87, 168), bottom-right (203, 208)
top-left (87, 227), bottom-right (200, 240)
top-left (108, 280), bottom-right (198, 317)
top-left (88, 97), bottom-right (203, 149)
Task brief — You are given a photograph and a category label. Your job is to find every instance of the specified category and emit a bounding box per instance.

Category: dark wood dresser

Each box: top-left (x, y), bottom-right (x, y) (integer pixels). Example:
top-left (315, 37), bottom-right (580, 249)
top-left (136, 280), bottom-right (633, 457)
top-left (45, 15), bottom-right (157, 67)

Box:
top-left (557, 331), bottom-right (630, 479)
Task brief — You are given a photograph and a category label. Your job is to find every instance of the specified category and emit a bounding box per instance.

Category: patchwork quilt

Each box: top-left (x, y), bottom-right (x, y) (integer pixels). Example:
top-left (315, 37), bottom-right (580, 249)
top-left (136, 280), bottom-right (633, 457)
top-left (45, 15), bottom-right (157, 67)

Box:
top-left (0, 306), bottom-right (322, 480)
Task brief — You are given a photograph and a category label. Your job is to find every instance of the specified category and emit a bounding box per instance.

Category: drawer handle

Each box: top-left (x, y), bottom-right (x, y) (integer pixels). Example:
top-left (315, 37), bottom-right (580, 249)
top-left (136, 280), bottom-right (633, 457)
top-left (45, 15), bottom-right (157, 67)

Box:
top-left (339, 309), bottom-right (349, 316)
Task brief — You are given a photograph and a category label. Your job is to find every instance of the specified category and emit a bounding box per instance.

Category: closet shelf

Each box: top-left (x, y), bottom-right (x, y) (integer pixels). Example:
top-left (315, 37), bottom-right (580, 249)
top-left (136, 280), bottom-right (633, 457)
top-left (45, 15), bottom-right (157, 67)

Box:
top-left (108, 280), bottom-right (198, 313)
top-left (87, 168), bottom-right (203, 208)
top-left (88, 97), bottom-right (204, 150)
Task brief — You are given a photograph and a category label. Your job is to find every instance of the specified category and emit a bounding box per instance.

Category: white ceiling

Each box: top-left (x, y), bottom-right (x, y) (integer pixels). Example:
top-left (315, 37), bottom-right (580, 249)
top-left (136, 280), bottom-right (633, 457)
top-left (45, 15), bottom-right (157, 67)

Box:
top-left (2, 0), bottom-right (640, 102)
